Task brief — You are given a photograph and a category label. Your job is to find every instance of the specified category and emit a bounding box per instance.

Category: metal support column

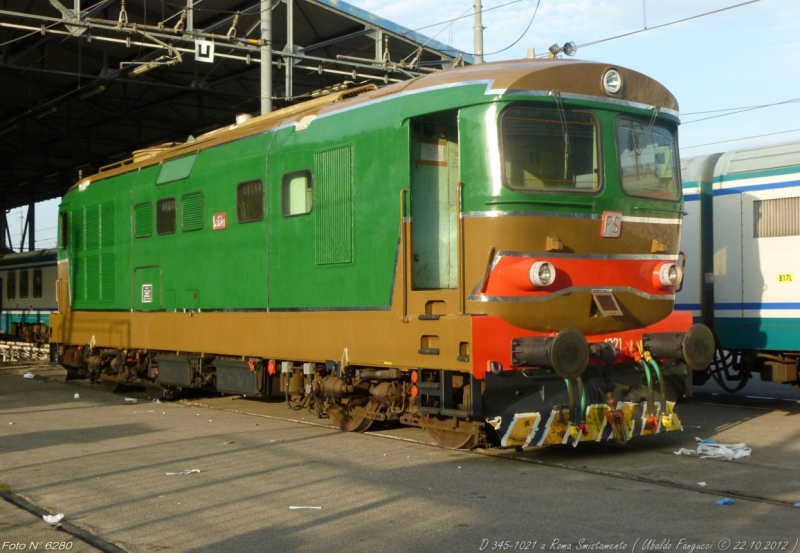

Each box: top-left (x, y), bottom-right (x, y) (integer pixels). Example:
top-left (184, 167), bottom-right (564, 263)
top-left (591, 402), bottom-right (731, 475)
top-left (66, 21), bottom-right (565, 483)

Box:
top-left (374, 29), bottom-right (383, 63)
top-left (18, 207), bottom-right (28, 252)
top-left (186, 0), bottom-right (193, 31)
top-left (473, 1), bottom-right (484, 65)
top-left (27, 201), bottom-right (35, 251)
top-left (0, 211), bottom-right (8, 252)
top-left (261, 0), bottom-right (272, 114)
top-left (285, 0), bottom-right (293, 100)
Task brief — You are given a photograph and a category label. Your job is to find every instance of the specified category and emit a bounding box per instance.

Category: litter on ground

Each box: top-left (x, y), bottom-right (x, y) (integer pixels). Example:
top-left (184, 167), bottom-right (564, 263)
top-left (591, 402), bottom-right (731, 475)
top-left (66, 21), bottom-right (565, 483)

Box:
top-left (674, 438), bottom-right (751, 460)
top-left (42, 513), bottom-right (64, 525)
top-left (166, 469), bottom-right (201, 476)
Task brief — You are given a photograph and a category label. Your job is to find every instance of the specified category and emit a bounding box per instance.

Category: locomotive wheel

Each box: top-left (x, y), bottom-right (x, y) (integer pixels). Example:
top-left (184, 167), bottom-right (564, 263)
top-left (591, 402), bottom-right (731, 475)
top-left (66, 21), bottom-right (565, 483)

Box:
top-left (328, 400), bottom-right (377, 433)
top-left (421, 415), bottom-right (480, 450)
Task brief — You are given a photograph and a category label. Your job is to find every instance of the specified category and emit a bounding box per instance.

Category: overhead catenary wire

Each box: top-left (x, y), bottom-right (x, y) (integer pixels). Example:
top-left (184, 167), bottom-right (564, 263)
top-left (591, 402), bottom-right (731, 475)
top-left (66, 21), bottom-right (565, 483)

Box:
top-left (439, 0), bottom-right (542, 59)
top-left (404, 0), bottom-right (524, 34)
top-left (682, 97), bottom-right (800, 124)
top-left (480, 0), bottom-right (541, 57)
top-left (682, 128), bottom-right (800, 150)
top-left (682, 98), bottom-right (800, 116)
top-left (550, 0), bottom-right (762, 55)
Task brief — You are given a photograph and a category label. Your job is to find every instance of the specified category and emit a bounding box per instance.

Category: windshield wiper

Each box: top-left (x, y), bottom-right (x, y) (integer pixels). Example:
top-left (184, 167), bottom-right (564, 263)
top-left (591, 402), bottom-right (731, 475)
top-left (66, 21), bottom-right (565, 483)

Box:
top-left (549, 90), bottom-right (570, 180)
top-left (636, 105), bottom-right (661, 157)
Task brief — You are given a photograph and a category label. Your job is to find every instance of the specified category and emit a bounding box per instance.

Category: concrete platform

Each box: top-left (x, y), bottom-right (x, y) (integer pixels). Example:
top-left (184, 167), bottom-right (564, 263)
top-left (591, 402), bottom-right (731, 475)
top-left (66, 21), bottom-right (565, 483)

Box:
top-left (1, 362), bottom-right (799, 553)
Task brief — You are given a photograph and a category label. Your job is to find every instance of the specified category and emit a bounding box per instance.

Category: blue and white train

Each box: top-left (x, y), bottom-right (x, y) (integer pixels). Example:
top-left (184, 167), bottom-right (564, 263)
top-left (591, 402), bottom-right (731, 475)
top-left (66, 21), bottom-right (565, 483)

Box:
top-left (679, 140), bottom-right (800, 391)
top-left (0, 248), bottom-right (57, 343)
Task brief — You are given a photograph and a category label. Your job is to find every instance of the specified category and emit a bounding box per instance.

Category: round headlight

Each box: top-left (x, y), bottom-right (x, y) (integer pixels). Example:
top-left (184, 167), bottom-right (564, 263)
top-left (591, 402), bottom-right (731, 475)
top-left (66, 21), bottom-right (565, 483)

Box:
top-left (529, 261), bottom-right (556, 287)
top-left (603, 68), bottom-right (622, 95)
top-left (657, 263), bottom-right (683, 287)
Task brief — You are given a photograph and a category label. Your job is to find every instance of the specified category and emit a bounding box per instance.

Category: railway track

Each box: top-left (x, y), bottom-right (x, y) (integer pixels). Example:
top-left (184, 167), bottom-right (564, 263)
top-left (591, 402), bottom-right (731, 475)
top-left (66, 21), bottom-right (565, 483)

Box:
top-left (0, 339), bottom-right (51, 362)
top-left (3, 362), bottom-right (799, 551)
top-left (5, 361), bottom-right (800, 512)
top-left (176, 393), bottom-right (800, 510)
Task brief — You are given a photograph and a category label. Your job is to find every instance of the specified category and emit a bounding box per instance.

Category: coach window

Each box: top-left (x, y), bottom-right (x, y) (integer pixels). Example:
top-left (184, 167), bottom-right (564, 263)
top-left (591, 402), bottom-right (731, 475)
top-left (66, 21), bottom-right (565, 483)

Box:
top-left (282, 170), bottom-right (313, 216)
top-left (19, 269), bottom-right (29, 299)
top-left (238, 180), bottom-right (264, 222)
top-left (501, 106), bottom-right (600, 193)
top-left (33, 269), bottom-right (43, 298)
top-left (616, 117), bottom-right (680, 201)
top-left (157, 198), bottom-right (177, 235)
top-left (6, 271), bottom-right (15, 299)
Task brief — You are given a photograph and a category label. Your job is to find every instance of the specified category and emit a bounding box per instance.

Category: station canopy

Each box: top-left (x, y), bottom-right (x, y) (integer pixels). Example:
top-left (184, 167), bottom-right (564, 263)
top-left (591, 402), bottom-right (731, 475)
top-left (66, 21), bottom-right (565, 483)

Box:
top-left (0, 0), bottom-right (470, 213)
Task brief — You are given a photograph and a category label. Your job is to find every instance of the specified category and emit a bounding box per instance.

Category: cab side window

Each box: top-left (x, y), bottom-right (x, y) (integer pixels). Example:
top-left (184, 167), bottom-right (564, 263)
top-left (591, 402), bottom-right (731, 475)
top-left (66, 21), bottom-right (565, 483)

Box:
top-left (282, 171), bottom-right (313, 216)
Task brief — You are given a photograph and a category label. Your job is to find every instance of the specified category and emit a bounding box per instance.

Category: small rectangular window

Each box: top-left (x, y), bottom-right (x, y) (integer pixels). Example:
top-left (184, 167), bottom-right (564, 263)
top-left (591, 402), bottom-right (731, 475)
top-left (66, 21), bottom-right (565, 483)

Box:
top-left (6, 271), bottom-right (15, 299)
top-left (33, 269), bottom-right (43, 298)
top-left (157, 198), bottom-right (177, 235)
top-left (134, 202), bottom-right (153, 238)
top-left (19, 269), bottom-right (29, 299)
top-left (238, 180), bottom-right (264, 222)
top-left (59, 211), bottom-right (69, 249)
top-left (156, 153), bottom-right (198, 185)
top-left (282, 170), bottom-right (313, 216)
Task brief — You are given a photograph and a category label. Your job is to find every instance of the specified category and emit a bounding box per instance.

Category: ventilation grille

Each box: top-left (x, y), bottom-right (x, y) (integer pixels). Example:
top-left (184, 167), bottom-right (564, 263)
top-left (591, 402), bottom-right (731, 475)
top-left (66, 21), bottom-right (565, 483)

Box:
top-left (182, 192), bottom-right (204, 231)
top-left (134, 203), bottom-right (153, 237)
top-left (754, 196), bottom-right (800, 238)
top-left (85, 204), bottom-right (100, 250)
top-left (315, 145), bottom-right (353, 265)
top-left (69, 201), bottom-right (116, 303)
top-left (101, 201), bottom-right (115, 247)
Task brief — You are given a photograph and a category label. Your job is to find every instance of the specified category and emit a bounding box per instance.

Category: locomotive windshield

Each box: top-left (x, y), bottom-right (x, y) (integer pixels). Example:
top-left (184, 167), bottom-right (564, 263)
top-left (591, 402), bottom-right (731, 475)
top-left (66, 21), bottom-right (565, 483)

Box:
top-left (616, 117), bottom-right (680, 200)
top-left (501, 107), bottom-right (599, 193)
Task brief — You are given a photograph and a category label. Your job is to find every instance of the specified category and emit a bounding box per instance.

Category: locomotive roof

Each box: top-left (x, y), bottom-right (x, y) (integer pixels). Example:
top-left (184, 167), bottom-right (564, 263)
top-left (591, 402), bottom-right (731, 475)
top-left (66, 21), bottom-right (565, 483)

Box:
top-left (70, 58), bottom-right (678, 193)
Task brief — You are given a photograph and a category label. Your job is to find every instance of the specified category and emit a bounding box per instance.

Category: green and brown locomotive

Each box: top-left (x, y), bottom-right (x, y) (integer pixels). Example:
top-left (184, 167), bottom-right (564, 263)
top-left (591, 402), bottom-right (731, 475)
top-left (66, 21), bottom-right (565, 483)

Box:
top-left (51, 58), bottom-right (715, 449)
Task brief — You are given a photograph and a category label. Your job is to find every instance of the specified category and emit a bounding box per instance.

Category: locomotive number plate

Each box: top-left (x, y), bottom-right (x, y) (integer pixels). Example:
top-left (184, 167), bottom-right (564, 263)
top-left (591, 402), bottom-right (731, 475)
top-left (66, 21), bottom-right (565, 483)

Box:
top-left (213, 212), bottom-right (227, 230)
top-left (600, 211), bottom-right (623, 238)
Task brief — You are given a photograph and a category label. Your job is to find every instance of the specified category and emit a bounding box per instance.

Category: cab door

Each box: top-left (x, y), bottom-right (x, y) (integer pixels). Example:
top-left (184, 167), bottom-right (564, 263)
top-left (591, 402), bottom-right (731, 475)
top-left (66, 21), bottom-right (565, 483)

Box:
top-left (410, 112), bottom-right (460, 290)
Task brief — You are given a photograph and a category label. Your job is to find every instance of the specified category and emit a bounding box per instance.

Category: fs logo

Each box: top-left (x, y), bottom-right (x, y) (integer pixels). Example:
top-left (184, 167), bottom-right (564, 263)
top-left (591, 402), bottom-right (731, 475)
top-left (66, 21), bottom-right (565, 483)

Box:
top-left (600, 211), bottom-right (623, 238)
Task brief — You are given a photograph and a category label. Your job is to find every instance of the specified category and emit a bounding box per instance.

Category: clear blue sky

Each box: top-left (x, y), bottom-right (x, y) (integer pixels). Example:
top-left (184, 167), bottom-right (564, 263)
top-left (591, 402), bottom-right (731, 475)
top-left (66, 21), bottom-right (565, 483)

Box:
top-left (8, 0), bottom-right (798, 250)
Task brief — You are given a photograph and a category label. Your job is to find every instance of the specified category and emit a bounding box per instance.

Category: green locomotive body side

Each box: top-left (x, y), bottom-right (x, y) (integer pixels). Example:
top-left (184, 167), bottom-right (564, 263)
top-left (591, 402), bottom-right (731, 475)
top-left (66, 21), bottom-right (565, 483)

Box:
top-left (59, 78), bottom-right (681, 314)
top-left (62, 82), bottom-right (497, 312)
top-left (52, 59), bottom-right (712, 449)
